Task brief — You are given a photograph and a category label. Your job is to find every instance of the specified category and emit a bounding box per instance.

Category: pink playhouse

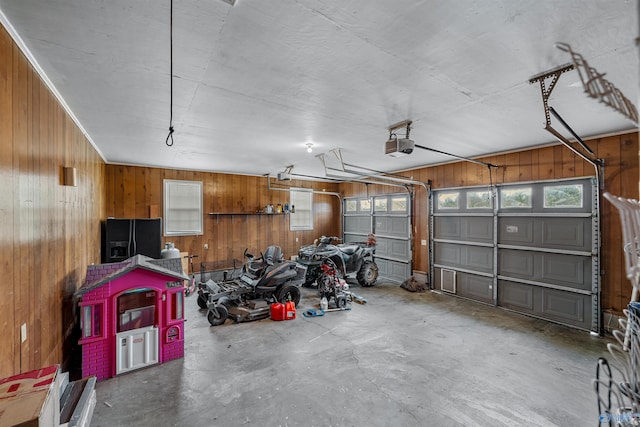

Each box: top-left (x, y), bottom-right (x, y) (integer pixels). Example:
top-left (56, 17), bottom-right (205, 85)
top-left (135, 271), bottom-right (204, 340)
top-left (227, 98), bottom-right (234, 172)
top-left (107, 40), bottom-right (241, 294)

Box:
top-left (76, 255), bottom-right (188, 381)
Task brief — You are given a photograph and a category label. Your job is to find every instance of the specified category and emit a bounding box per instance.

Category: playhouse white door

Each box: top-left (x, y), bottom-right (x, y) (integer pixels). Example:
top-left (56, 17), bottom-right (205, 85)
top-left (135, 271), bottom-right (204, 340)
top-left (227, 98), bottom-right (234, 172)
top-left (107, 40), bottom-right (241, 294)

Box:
top-left (115, 326), bottom-right (159, 375)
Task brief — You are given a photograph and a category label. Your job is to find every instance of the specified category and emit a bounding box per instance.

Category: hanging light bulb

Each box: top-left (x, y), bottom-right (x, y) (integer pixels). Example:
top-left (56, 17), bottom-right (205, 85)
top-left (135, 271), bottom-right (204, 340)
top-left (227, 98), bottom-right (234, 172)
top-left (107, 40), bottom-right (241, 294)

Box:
top-left (306, 143), bottom-right (313, 153)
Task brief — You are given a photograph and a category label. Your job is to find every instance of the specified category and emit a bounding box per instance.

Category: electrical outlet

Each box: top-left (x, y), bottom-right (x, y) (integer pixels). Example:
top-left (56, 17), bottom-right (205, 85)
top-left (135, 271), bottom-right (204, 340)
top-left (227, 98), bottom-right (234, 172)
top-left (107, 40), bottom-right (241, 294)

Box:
top-left (421, 239), bottom-right (427, 246)
top-left (295, 237), bottom-right (299, 242)
top-left (204, 243), bottom-right (209, 250)
top-left (21, 323), bottom-right (27, 343)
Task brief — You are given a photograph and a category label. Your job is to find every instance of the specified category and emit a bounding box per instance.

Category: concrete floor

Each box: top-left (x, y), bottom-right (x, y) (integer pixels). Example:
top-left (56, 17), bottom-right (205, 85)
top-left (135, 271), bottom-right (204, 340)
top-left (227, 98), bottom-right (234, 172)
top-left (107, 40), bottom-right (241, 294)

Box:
top-left (90, 282), bottom-right (613, 427)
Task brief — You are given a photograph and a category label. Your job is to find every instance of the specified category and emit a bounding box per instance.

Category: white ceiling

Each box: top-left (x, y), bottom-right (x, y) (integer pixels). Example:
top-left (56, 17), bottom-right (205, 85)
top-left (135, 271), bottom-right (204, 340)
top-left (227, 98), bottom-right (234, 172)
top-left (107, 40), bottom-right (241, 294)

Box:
top-left (1, 0), bottom-right (638, 181)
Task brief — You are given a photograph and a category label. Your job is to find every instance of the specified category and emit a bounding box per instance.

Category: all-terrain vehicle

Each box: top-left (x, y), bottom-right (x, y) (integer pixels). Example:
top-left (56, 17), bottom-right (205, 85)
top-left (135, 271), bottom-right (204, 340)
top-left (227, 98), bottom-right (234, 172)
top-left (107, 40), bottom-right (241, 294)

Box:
top-left (197, 245), bottom-right (306, 326)
top-left (297, 235), bottom-right (378, 287)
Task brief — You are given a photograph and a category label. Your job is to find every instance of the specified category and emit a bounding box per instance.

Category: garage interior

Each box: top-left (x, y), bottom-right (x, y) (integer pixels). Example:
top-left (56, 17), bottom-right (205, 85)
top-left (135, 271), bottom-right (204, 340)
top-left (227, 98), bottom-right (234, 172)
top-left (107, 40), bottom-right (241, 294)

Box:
top-left (0, 1), bottom-right (639, 426)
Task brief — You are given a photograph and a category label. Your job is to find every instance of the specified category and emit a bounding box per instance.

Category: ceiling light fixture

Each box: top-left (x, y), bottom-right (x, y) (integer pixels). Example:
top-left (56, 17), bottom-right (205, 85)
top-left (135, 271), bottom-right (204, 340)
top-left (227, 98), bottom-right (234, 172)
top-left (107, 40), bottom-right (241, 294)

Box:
top-left (165, 0), bottom-right (175, 147)
top-left (306, 143), bottom-right (313, 153)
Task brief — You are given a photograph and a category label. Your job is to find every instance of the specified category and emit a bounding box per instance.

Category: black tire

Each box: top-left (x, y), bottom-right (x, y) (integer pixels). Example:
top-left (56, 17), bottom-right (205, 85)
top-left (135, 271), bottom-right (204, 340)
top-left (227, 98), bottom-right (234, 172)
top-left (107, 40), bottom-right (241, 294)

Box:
top-left (357, 261), bottom-right (378, 287)
top-left (197, 292), bottom-right (208, 310)
top-left (277, 285), bottom-right (301, 307)
top-left (207, 305), bottom-right (228, 326)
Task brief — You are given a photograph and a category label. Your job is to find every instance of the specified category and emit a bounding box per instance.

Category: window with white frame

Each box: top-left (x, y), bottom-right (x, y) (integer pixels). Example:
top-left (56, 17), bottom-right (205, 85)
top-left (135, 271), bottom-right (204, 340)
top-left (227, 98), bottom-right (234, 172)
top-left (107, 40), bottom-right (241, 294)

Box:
top-left (290, 188), bottom-right (313, 231)
top-left (164, 179), bottom-right (203, 236)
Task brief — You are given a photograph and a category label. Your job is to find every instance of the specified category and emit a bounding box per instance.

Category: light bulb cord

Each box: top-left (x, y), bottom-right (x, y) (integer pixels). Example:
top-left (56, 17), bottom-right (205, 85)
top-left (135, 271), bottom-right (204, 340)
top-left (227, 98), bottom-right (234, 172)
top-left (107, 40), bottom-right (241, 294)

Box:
top-left (165, 0), bottom-right (174, 147)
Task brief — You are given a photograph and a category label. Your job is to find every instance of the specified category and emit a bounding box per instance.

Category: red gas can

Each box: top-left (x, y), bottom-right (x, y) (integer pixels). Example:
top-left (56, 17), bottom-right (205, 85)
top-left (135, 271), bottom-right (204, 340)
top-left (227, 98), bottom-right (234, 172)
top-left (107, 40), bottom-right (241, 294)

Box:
top-left (270, 302), bottom-right (286, 321)
top-left (285, 301), bottom-right (296, 320)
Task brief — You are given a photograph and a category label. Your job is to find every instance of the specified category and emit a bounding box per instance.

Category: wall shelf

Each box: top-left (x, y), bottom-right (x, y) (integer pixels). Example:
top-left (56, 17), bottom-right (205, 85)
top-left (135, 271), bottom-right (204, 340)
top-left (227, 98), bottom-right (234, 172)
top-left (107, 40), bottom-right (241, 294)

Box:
top-left (208, 212), bottom-right (289, 223)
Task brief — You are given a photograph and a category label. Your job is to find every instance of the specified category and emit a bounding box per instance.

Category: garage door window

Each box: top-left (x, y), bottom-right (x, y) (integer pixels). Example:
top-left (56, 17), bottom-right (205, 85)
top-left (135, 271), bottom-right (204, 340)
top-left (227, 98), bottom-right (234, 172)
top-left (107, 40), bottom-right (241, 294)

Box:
top-left (374, 198), bottom-right (387, 212)
top-left (467, 191), bottom-right (492, 209)
top-left (544, 184), bottom-right (583, 208)
top-left (438, 192), bottom-right (460, 209)
top-left (391, 197), bottom-right (407, 212)
top-left (500, 187), bottom-right (532, 208)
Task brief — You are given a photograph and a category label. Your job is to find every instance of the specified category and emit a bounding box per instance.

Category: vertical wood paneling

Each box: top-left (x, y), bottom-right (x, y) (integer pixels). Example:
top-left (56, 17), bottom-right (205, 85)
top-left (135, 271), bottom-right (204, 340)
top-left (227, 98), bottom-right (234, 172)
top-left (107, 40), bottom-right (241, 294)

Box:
top-left (16, 38), bottom-right (33, 372)
top-left (1, 25), bottom-right (16, 376)
top-left (1, 24), bottom-right (105, 378)
top-left (553, 145), bottom-right (564, 179)
top-left (538, 146), bottom-right (555, 180)
top-left (562, 148), bottom-right (576, 177)
top-left (503, 152), bottom-right (520, 182)
top-left (598, 136), bottom-right (624, 313)
top-left (104, 166), bottom-right (341, 264)
top-left (518, 151), bottom-right (533, 182)
top-left (134, 167), bottom-right (147, 218)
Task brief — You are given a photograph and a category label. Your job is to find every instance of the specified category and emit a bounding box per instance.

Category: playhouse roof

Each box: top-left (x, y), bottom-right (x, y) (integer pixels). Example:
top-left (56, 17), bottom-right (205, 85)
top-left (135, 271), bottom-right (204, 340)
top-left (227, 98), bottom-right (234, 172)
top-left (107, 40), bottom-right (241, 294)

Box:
top-left (76, 255), bottom-right (189, 296)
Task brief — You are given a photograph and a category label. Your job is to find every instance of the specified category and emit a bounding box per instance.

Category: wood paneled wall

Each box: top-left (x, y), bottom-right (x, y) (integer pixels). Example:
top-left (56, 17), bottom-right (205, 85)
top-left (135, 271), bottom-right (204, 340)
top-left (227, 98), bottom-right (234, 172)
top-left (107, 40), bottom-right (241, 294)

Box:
top-left (340, 132), bottom-right (639, 315)
top-left (0, 25), bottom-right (105, 378)
top-left (104, 165), bottom-right (341, 267)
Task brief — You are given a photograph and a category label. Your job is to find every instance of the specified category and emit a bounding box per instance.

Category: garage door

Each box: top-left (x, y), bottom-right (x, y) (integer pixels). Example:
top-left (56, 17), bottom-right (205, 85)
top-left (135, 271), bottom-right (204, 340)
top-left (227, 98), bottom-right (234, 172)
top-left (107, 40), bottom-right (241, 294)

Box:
top-left (344, 194), bottom-right (412, 283)
top-left (431, 177), bottom-right (600, 332)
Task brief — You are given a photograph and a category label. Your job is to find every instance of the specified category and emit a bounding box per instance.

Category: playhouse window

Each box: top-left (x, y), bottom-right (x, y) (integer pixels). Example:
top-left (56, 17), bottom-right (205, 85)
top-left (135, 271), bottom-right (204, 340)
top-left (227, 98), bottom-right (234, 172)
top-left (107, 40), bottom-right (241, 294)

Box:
top-left (171, 291), bottom-right (183, 320)
top-left (82, 304), bottom-right (103, 339)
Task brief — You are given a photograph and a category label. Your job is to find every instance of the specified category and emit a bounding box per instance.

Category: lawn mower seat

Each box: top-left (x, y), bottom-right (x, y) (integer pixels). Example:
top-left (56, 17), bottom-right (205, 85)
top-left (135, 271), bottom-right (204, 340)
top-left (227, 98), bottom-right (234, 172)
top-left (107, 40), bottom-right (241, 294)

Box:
top-left (263, 245), bottom-right (284, 266)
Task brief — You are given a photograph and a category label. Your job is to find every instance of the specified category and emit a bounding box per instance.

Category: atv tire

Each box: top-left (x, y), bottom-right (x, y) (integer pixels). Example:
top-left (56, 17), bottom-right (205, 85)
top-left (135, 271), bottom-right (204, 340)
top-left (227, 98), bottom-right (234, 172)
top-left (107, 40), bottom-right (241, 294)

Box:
top-left (197, 292), bottom-right (209, 310)
top-left (277, 285), bottom-right (301, 307)
top-left (207, 304), bottom-right (228, 326)
top-left (357, 261), bottom-right (378, 287)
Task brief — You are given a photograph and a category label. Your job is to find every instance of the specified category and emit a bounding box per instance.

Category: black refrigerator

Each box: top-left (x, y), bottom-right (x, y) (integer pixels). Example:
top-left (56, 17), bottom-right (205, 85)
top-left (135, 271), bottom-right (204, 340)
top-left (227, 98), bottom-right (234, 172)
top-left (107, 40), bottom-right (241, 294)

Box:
top-left (102, 218), bottom-right (162, 263)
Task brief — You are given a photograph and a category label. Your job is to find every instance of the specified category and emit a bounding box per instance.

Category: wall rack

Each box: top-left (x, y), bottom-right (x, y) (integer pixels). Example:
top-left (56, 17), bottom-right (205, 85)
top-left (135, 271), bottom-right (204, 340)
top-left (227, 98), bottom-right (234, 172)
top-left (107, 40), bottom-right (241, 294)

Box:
top-left (208, 212), bottom-right (289, 223)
